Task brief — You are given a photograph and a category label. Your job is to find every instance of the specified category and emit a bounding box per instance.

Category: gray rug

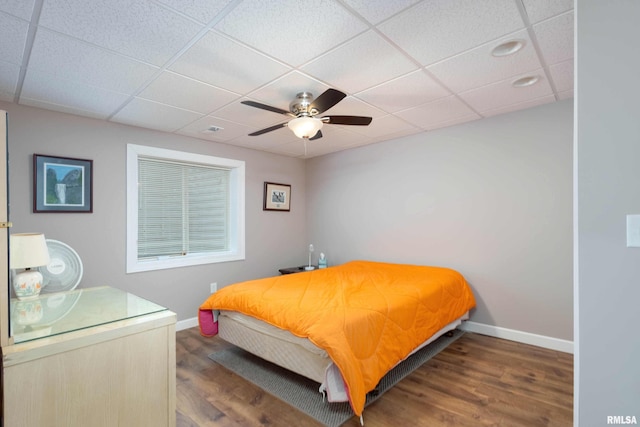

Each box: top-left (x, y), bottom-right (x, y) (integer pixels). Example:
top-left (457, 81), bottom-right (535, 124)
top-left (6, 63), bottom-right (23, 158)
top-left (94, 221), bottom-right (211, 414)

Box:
top-left (208, 329), bottom-right (464, 427)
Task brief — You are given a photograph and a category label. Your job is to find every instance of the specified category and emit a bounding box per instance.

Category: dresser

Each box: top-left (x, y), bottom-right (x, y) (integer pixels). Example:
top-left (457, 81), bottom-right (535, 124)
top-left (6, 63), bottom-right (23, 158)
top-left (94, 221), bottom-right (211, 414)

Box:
top-left (2, 286), bottom-right (176, 427)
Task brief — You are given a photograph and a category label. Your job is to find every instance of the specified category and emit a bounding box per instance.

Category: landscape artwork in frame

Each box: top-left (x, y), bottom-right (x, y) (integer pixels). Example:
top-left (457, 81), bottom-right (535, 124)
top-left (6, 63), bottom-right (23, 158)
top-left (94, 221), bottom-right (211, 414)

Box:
top-left (33, 154), bottom-right (93, 213)
top-left (263, 182), bottom-right (291, 211)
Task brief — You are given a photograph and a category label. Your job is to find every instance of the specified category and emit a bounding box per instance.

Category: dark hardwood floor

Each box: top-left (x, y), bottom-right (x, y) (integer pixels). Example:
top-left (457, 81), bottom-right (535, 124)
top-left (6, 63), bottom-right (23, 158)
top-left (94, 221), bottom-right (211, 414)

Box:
top-left (176, 327), bottom-right (573, 427)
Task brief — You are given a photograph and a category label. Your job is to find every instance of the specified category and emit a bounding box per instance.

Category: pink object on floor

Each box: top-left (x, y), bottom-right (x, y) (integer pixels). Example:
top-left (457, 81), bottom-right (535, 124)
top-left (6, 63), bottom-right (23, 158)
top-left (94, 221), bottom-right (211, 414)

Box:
top-left (198, 309), bottom-right (218, 337)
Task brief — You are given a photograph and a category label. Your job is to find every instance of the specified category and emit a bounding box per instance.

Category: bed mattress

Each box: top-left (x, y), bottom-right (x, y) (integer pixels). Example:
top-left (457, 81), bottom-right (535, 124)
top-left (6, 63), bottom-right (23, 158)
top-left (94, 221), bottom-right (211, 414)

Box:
top-left (218, 310), bottom-right (331, 384)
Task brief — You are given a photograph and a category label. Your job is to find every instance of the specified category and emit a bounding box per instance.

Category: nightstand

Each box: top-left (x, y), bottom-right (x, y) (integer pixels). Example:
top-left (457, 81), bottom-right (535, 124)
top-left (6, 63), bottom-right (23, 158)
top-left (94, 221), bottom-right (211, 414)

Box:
top-left (279, 265), bottom-right (317, 275)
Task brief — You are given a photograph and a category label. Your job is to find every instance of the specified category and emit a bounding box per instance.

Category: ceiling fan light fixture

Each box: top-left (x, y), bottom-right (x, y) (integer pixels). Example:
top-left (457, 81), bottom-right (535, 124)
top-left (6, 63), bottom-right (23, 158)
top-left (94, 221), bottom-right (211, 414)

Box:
top-left (288, 116), bottom-right (323, 139)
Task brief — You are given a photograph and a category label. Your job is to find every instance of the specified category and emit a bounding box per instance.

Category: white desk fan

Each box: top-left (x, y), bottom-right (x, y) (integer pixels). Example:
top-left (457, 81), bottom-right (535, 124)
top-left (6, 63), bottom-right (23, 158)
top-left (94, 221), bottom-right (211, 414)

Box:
top-left (39, 239), bottom-right (83, 293)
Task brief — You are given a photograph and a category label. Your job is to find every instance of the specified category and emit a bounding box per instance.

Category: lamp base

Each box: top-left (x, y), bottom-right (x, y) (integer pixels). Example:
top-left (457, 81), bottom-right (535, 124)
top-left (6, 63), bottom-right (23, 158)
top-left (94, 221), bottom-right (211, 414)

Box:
top-left (304, 266), bottom-right (315, 271)
top-left (13, 269), bottom-right (44, 300)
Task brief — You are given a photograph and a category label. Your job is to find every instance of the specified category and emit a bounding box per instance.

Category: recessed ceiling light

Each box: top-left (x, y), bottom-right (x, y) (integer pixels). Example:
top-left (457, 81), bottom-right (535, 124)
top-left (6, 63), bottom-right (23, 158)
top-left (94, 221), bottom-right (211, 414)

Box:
top-left (512, 75), bottom-right (540, 88)
top-left (491, 40), bottom-right (525, 57)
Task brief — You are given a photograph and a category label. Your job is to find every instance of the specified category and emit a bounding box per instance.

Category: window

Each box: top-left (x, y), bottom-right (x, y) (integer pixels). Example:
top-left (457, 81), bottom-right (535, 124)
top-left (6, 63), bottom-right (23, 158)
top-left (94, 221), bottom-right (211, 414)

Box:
top-left (126, 144), bottom-right (245, 273)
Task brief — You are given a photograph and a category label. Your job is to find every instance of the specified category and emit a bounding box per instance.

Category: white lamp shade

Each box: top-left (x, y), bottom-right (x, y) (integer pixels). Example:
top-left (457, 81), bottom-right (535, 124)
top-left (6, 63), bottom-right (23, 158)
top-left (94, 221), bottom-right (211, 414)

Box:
top-left (288, 117), bottom-right (323, 139)
top-left (10, 233), bottom-right (51, 269)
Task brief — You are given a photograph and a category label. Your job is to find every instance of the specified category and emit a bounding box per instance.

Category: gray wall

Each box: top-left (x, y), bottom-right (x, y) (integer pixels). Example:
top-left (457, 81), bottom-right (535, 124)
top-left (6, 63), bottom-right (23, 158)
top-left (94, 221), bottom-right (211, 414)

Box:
top-left (307, 100), bottom-right (574, 341)
top-left (576, 0), bottom-right (640, 423)
top-left (2, 101), bottom-right (308, 321)
top-left (3, 98), bottom-right (575, 344)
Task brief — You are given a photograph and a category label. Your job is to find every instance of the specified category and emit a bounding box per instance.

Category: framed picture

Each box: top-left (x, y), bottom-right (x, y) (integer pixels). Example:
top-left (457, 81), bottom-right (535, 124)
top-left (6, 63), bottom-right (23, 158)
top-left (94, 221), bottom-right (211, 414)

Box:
top-left (263, 182), bottom-right (291, 211)
top-left (33, 154), bottom-right (93, 213)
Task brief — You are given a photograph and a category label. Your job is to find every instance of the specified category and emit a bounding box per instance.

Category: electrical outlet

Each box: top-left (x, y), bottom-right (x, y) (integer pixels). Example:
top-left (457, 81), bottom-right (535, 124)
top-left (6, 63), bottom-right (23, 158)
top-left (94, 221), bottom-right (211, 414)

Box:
top-left (210, 282), bottom-right (217, 293)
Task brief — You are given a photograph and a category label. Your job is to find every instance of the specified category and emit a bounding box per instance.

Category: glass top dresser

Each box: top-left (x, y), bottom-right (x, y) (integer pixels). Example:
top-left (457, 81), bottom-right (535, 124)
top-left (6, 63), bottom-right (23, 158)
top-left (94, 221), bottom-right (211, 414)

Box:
top-left (10, 286), bottom-right (168, 343)
top-left (3, 286), bottom-right (176, 427)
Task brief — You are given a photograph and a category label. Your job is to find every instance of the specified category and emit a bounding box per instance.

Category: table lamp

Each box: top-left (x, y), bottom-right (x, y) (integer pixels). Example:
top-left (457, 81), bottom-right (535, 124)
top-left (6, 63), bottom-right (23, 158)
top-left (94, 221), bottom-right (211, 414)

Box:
top-left (305, 243), bottom-right (315, 271)
top-left (10, 233), bottom-right (51, 300)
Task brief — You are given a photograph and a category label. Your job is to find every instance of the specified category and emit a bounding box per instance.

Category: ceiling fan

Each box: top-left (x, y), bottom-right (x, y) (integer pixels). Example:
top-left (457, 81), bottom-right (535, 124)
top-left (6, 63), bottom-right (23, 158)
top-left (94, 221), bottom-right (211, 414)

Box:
top-left (241, 89), bottom-right (372, 140)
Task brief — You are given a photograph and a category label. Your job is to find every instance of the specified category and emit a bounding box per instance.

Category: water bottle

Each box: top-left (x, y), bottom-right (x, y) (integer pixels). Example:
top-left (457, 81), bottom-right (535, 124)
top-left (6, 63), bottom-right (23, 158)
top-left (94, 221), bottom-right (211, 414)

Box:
top-left (318, 252), bottom-right (327, 269)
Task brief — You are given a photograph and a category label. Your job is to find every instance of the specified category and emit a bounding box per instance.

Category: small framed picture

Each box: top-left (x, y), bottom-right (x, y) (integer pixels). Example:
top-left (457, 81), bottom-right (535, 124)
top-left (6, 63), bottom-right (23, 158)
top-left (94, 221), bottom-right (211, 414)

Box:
top-left (33, 154), bottom-right (93, 213)
top-left (263, 182), bottom-right (291, 211)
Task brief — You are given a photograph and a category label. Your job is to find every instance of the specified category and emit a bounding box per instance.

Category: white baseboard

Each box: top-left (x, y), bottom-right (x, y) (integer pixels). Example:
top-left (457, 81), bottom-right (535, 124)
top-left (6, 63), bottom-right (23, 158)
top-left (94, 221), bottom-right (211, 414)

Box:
top-left (460, 321), bottom-right (573, 354)
top-left (176, 317), bottom-right (198, 331)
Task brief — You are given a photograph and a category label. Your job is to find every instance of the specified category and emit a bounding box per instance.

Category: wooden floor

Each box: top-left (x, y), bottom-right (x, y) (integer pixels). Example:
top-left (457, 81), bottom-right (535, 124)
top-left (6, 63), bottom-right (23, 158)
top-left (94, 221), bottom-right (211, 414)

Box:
top-left (176, 327), bottom-right (573, 427)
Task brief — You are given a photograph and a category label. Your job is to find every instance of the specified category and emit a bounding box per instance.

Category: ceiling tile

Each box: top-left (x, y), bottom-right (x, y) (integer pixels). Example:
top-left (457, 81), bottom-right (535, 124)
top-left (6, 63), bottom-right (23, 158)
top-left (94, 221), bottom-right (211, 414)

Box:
top-left (533, 11), bottom-right (574, 65)
top-left (319, 121), bottom-right (372, 143)
top-left (521, 0), bottom-right (573, 24)
top-left (155, 0), bottom-right (236, 24)
top-left (344, 114), bottom-right (419, 139)
top-left (20, 68), bottom-right (130, 119)
top-left (356, 70), bottom-right (450, 113)
top-left (214, 0), bottom-right (368, 67)
top-left (378, 0), bottom-right (524, 66)
top-left (231, 130), bottom-right (300, 151)
top-left (212, 100), bottom-right (286, 129)
top-left (177, 115), bottom-right (252, 142)
top-left (320, 96), bottom-right (386, 119)
top-left (427, 30), bottom-right (542, 93)
top-left (396, 96), bottom-right (479, 129)
top-left (28, 29), bottom-right (159, 94)
top-left (0, 61), bottom-right (20, 97)
top-left (367, 128), bottom-right (423, 145)
top-left (342, 0), bottom-right (421, 25)
top-left (425, 114), bottom-right (481, 131)
top-left (20, 97), bottom-right (113, 120)
top-left (169, 31), bottom-right (290, 95)
top-left (459, 70), bottom-right (553, 112)
top-left (0, 12), bottom-right (29, 66)
top-left (480, 94), bottom-right (555, 117)
top-left (4, 0), bottom-right (574, 159)
top-left (111, 98), bottom-right (203, 132)
top-left (38, 0), bottom-right (204, 66)
top-left (303, 128), bottom-right (374, 158)
top-left (138, 71), bottom-right (240, 114)
top-left (246, 71), bottom-right (331, 108)
top-left (549, 59), bottom-right (573, 93)
top-left (0, 0), bottom-right (35, 20)
top-left (303, 30), bottom-right (418, 93)
top-left (557, 90), bottom-right (573, 101)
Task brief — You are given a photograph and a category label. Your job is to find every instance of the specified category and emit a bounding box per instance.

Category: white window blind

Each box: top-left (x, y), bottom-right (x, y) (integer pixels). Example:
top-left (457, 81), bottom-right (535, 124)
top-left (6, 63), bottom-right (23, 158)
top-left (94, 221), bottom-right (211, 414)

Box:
top-left (137, 158), bottom-right (230, 259)
top-left (126, 144), bottom-right (245, 273)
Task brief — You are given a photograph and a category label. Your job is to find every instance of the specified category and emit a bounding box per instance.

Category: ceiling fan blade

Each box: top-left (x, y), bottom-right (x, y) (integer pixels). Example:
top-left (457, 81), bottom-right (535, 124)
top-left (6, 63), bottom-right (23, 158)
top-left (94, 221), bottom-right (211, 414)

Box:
top-left (241, 100), bottom-right (293, 116)
top-left (309, 130), bottom-right (323, 141)
top-left (248, 122), bottom-right (288, 136)
top-left (308, 89), bottom-right (346, 115)
top-left (324, 115), bottom-right (373, 126)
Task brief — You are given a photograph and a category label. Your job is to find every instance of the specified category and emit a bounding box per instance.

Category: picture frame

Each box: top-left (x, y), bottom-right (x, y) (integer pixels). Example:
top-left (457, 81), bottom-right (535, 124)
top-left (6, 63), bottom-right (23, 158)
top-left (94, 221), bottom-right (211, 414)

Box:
top-left (263, 182), bottom-right (291, 212)
top-left (33, 154), bottom-right (93, 213)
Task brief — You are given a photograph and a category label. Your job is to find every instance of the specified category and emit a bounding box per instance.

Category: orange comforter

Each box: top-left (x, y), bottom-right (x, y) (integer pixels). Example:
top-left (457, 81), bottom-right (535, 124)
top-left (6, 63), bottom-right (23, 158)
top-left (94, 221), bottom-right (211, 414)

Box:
top-left (199, 260), bottom-right (475, 416)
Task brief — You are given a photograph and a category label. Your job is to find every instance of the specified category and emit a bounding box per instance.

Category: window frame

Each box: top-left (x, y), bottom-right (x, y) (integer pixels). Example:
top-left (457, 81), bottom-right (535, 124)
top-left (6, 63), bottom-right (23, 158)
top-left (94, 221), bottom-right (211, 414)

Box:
top-left (126, 144), bottom-right (245, 273)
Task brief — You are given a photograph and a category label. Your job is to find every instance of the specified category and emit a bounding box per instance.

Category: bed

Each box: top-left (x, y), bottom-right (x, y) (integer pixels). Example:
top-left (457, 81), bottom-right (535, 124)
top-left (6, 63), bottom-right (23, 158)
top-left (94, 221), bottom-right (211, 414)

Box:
top-left (199, 260), bottom-right (476, 419)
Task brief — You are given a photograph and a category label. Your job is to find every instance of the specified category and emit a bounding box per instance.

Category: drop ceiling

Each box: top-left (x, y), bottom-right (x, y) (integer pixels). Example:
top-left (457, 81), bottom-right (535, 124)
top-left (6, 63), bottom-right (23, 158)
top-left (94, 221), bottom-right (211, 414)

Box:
top-left (0, 0), bottom-right (574, 159)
